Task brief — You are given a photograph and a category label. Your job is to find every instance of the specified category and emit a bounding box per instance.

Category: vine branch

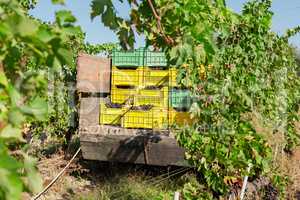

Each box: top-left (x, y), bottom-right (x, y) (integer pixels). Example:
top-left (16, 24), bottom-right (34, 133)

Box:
top-left (147, 0), bottom-right (174, 45)
top-left (284, 26), bottom-right (300, 39)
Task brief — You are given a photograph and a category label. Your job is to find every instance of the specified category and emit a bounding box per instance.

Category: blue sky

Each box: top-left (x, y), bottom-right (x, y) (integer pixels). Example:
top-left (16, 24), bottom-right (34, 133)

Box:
top-left (30, 0), bottom-right (300, 48)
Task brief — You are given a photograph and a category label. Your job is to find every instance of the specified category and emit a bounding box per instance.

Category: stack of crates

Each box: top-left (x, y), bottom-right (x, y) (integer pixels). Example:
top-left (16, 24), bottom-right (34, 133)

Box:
top-left (99, 48), bottom-right (193, 129)
top-left (110, 48), bottom-right (144, 104)
top-left (121, 49), bottom-right (170, 129)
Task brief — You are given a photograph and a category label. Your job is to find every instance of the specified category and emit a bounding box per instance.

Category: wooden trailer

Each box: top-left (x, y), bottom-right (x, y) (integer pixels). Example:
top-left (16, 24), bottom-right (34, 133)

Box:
top-left (77, 53), bottom-right (187, 166)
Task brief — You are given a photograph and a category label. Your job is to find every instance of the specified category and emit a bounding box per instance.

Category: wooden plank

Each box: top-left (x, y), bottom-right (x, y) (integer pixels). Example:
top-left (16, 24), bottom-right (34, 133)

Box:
top-left (79, 97), bottom-right (101, 127)
top-left (80, 131), bottom-right (187, 166)
top-left (76, 53), bottom-right (111, 93)
top-left (79, 96), bottom-right (188, 166)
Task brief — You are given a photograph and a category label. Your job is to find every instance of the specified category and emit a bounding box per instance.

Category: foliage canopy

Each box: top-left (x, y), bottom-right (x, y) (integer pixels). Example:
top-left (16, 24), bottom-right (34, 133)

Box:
top-left (0, 0), bottom-right (299, 199)
top-left (91, 0), bottom-right (300, 197)
top-left (0, 0), bottom-right (116, 199)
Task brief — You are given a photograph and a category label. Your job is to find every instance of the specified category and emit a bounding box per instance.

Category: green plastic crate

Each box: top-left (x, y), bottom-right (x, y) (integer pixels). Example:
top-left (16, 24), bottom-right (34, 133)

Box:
top-left (169, 89), bottom-right (192, 109)
top-left (112, 48), bottom-right (144, 67)
top-left (144, 50), bottom-right (167, 67)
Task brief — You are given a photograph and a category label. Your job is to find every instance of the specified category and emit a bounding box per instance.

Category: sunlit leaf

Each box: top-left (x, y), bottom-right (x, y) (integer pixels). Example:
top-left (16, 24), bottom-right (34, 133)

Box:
top-left (7, 14), bottom-right (38, 36)
top-left (7, 85), bottom-right (21, 107)
top-left (0, 73), bottom-right (8, 88)
top-left (0, 124), bottom-right (23, 141)
top-left (20, 97), bottom-right (48, 120)
top-left (36, 27), bottom-right (55, 43)
top-left (0, 153), bottom-right (22, 171)
top-left (0, 169), bottom-right (23, 200)
top-left (61, 26), bottom-right (82, 37)
top-left (23, 154), bottom-right (43, 194)
top-left (8, 108), bottom-right (25, 127)
top-left (55, 10), bottom-right (76, 27)
top-left (17, 17), bottom-right (38, 37)
top-left (52, 0), bottom-right (65, 5)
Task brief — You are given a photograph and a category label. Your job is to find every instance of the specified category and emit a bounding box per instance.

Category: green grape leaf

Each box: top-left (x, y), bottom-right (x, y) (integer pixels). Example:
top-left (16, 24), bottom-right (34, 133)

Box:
top-left (0, 169), bottom-right (23, 200)
top-left (0, 73), bottom-right (8, 88)
top-left (17, 16), bottom-right (38, 37)
top-left (23, 154), bottom-right (43, 194)
top-left (90, 0), bottom-right (112, 20)
top-left (0, 125), bottom-right (23, 141)
top-left (8, 108), bottom-right (25, 127)
top-left (55, 10), bottom-right (76, 27)
top-left (6, 13), bottom-right (38, 37)
top-left (52, 0), bottom-right (65, 4)
top-left (7, 85), bottom-right (21, 107)
top-left (20, 97), bottom-right (48, 120)
top-left (36, 27), bottom-right (55, 43)
top-left (0, 153), bottom-right (22, 171)
top-left (61, 26), bottom-right (82, 37)
top-left (57, 47), bottom-right (73, 66)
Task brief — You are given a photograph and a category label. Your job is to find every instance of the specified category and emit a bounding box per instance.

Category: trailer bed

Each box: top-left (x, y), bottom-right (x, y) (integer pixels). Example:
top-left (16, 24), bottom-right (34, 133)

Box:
top-left (79, 96), bottom-right (187, 166)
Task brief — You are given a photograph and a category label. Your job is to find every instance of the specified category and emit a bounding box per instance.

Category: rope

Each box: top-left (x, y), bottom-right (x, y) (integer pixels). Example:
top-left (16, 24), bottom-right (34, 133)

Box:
top-left (31, 147), bottom-right (81, 200)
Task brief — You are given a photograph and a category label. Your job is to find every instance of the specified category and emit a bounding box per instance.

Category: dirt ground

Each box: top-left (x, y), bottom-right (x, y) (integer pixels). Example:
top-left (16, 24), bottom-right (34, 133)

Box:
top-left (283, 147), bottom-right (300, 199)
top-left (22, 151), bottom-right (93, 200)
top-left (21, 142), bottom-right (186, 200)
top-left (21, 126), bottom-right (300, 200)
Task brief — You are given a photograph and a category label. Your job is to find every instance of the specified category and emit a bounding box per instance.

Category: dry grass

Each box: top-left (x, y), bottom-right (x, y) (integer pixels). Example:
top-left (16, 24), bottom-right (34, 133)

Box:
top-left (250, 111), bottom-right (300, 199)
top-left (30, 156), bottom-right (190, 200)
top-left (22, 151), bottom-right (93, 200)
top-left (22, 135), bottom-right (191, 200)
top-left (22, 110), bottom-right (300, 200)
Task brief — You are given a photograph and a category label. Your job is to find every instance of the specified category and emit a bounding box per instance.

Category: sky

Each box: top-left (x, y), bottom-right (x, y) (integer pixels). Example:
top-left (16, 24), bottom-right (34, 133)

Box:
top-left (29, 0), bottom-right (300, 48)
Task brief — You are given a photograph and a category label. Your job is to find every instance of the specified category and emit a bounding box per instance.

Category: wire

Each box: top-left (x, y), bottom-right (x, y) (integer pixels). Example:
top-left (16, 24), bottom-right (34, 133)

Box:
top-left (149, 167), bottom-right (191, 186)
top-left (31, 147), bottom-right (81, 200)
top-left (31, 145), bottom-right (188, 200)
top-left (144, 167), bottom-right (188, 184)
top-left (108, 167), bottom-right (191, 200)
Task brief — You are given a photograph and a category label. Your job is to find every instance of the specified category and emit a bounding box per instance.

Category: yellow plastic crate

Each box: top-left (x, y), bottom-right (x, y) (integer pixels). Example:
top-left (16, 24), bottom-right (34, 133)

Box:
top-left (143, 67), bottom-right (169, 87)
top-left (134, 86), bottom-right (168, 107)
top-left (169, 68), bottom-right (178, 87)
top-left (99, 102), bottom-right (125, 125)
top-left (122, 107), bottom-right (168, 129)
top-left (169, 109), bottom-right (194, 126)
top-left (111, 86), bottom-right (137, 104)
top-left (112, 66), bottom-right (143, 86)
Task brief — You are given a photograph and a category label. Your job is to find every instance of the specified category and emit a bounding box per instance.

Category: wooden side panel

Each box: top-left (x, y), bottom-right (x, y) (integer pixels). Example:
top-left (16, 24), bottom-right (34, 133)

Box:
top-left (80, 130), bottom-right (187, 166)
top-left (79, 96), bottom-right (187, 166)
top-left (79, 97), bottom-right (101, 127)
top-left (77, 53), bottom-right (111, 93)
